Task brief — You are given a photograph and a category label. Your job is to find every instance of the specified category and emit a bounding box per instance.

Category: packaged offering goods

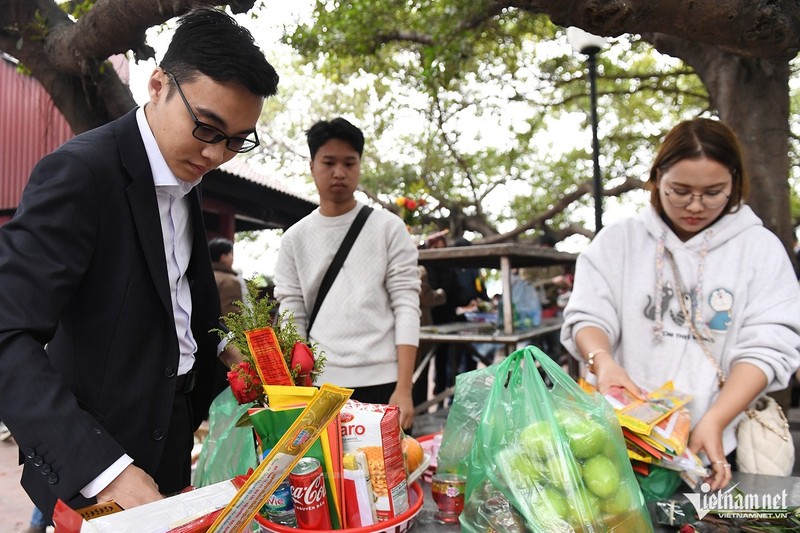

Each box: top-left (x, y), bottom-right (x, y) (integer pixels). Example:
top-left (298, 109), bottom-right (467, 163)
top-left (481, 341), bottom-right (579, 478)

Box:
top-left (210, 384), bottom-right (352, 531)
top-left (461, 346), bottom-right (653, 533)
top-left (53, 380), bottom-right (348, 533)
top-left (602, 381), bottom-right (691, 435)
top-left (250, 385), bottom-right (345, 529)
top-left (263, 480), bottom-right (297, 527)
top-left (289, 457), bottom-right (332, 530)
top-left (340, 400), bottom-right (409, 521)
top-left (342, 450), bottom-right (378, 527)
top-left (579, 380), bottom-right (707, 482)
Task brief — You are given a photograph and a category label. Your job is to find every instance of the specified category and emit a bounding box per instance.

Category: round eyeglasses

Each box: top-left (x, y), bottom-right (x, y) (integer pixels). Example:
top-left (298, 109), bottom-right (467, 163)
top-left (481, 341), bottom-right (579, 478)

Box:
top-left (165, 71), bottom-right (260, 153)
top-left (663, 187), bottom-right (730, 209)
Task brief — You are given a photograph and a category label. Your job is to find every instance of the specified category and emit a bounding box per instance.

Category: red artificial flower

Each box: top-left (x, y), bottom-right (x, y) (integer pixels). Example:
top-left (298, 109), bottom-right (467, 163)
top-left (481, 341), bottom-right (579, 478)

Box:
top-left (405, 199), bottom-right (418, 211)
top-left (290, 341), bottom-right (315, 387)
top-left (227, 361), bottom-right (263, 404)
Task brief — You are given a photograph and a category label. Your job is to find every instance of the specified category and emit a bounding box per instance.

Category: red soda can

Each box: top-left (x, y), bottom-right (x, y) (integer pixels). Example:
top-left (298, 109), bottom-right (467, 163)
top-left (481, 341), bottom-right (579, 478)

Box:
top-left (289, 457), bottom-right (332, 529)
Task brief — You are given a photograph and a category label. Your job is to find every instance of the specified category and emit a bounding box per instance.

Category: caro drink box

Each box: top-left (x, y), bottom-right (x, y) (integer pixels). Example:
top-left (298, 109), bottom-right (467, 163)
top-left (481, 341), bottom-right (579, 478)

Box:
top-left (339, 401), bottom-right (409, 521)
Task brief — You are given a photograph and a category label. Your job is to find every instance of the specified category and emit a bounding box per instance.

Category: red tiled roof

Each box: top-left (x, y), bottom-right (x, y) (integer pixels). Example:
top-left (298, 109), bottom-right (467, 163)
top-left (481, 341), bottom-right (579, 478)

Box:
top-left (216, 158), bottom-right (317, 204)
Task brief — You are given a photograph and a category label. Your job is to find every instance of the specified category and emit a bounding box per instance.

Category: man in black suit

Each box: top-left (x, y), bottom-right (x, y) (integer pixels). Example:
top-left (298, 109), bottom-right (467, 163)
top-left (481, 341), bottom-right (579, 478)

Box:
top-left (0, 8), bottom-right (278, 520)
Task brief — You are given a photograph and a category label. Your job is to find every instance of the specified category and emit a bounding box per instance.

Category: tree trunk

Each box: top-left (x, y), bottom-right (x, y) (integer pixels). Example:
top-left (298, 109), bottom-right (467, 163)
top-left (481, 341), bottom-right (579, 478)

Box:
top-left (709, 58), bottom-right (791, 247)
top-left (649, 35), bottom-right (793, 251)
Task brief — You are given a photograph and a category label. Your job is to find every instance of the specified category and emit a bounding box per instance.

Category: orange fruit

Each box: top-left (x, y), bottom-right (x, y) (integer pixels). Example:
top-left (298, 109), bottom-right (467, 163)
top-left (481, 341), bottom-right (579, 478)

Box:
top-left (402, 436), bottom-right (425, 473)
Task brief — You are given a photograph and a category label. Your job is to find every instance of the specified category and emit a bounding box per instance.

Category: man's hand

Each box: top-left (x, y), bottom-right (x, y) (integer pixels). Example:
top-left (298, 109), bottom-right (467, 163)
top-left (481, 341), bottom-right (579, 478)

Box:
top-left (220, 343), bottom-right (245, 369)
top-left (393, 345), bottom-right (417, 430)
top-left (389, 387), bottom-right (415, 431)
top-left (96, 464), bottom-right (163, 509)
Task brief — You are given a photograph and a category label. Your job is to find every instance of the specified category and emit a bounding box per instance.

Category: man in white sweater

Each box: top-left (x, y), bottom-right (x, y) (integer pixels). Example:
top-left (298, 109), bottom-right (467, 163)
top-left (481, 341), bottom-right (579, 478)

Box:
top-left (273, 117), bottom-right (420, 429)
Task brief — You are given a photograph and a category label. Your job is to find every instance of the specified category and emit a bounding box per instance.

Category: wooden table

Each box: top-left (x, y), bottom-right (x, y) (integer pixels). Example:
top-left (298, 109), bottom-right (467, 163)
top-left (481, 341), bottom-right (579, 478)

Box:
top-left (417, 243), bottom-right (576, 335)
top-left (414, 244), bottom-right (578, 412)
top-left (418, 317), bottom-right (563, 345)
top-left (413, 317), bottom-right (567, 413)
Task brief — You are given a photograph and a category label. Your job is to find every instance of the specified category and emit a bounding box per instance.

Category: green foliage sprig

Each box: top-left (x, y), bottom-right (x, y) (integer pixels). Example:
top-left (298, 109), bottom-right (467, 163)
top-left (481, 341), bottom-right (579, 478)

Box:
top-left (213, 281), bottom-right (326, 389)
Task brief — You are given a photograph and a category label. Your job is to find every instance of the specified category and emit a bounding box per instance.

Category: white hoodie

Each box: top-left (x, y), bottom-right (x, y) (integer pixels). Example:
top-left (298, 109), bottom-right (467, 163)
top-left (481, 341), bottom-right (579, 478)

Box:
top-left (561, 204), bottom-right (800, 455)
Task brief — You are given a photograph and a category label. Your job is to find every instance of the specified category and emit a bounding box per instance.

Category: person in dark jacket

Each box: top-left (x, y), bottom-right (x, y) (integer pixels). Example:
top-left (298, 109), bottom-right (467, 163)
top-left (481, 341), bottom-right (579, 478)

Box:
top-left (0, 8), bottom-right (278, 520)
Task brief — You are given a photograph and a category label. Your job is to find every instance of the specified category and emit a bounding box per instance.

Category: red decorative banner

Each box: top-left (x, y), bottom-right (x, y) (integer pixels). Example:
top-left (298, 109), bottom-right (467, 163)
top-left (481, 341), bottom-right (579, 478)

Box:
top-left (245, 327), bottom-right (294, 386)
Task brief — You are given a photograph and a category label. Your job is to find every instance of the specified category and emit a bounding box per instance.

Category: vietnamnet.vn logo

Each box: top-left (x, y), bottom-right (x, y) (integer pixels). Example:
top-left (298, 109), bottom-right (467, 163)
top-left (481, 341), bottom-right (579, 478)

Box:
top-left (684, 482), bottom-right (789, 520)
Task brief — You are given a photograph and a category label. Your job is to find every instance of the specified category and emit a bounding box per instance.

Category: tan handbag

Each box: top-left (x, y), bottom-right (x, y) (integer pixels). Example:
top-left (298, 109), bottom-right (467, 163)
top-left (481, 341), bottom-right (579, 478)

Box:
top-left (735, 395), bottom-right (793, 475)
top-left (668, 252), bottom-right (794, 476)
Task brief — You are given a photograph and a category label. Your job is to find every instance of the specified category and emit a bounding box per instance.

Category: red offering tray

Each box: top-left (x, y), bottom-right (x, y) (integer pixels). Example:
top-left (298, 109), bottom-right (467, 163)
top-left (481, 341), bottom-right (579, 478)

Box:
top-left (416, 433), bottom-right (441, 483)
top-left (256, 482), bottom-right (424, 533)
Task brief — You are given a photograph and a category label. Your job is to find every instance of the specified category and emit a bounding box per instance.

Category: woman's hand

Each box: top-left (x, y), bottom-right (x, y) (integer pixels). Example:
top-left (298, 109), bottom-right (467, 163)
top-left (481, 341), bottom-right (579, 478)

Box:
top-left (689, 414), bottom-right (731, 491)
top-left (688, 362), bottom-right (766, 491)
top-left (575, 327), bottom-right (643, 398)
top-left (593, 353), bottom-right (644, 399)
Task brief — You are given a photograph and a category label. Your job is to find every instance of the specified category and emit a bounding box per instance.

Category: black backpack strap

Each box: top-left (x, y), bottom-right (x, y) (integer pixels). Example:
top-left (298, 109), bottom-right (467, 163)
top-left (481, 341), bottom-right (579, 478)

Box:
top-left (307, 205), bottom-right (373, 334)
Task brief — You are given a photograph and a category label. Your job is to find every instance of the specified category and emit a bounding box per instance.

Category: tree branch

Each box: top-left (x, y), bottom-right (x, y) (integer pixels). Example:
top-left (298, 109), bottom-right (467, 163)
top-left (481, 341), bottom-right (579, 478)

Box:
top-left (476, 176), bottom-right (645, 244)
top-left (505, 0), bottom-right (800, 60)
top-left (0, 0), bottom-right (256, 132)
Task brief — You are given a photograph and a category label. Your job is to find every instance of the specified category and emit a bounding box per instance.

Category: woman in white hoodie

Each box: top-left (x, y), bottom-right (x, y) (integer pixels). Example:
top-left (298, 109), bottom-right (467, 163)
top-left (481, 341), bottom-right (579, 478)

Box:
top-left (561, 118), bottom-right (800, 490)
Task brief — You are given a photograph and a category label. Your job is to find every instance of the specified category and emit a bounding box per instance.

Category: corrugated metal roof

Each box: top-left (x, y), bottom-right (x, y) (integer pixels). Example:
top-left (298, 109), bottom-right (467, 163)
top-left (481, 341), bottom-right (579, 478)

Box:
top-left (0, 55), bottom-right (74, 210)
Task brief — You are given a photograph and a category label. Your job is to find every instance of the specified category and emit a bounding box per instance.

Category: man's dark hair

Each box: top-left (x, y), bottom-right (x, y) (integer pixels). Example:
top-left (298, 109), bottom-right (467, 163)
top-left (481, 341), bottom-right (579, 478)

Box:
top-left (160, 8), bottom-right (279, 98)
top-left (306, 117), bottom-right (365, 160)
top-left (208, 237), bottom-right (234, 262)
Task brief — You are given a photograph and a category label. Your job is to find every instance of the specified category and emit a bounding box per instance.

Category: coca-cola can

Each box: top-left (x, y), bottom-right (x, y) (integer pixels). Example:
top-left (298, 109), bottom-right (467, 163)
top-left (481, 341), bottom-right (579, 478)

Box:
top-left (289, 457), bottom-right (332, 529)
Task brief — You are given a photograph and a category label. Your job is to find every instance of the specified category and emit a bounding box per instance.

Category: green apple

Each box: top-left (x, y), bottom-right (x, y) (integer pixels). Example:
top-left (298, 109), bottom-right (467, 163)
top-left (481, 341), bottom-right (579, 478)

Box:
top-left (560, 416), bottom-right (608, 459)
top-left (496, 445), bottom-right (543, 488)
top-left (582, 455), bottom-right (621, 498)
top-left (541, 486), bottom-right (570, 520)
top-left (600, 485), bottom-right (632, 516)
top-left (519, 421), bottom-right (556, 460)
top-left (545, 455), bottom-right (574, 491)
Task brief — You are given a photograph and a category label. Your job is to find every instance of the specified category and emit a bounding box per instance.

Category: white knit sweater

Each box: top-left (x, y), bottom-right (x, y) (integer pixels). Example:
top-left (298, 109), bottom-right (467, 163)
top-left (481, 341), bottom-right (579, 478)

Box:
top-left (273, 202), bottom-right (421, 387)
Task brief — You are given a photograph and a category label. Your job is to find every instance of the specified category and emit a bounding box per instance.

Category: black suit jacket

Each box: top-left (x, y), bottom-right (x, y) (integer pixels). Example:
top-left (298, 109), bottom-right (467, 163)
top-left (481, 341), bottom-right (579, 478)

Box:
top-left (0, 108), bottom-right (221, 515)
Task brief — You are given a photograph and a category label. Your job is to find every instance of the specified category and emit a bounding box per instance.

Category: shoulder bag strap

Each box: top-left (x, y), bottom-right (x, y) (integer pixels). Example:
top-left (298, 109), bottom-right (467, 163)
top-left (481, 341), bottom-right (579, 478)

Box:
top-left (307, 205), bottom-right (373, 334)
top-left (667, 250), bottom-right (727, 388)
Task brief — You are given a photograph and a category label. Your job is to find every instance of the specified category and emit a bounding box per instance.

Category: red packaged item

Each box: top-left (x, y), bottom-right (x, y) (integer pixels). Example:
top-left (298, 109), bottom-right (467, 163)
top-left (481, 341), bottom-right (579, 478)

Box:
top-left (340, 401), bottom-right (409, 521)
top-left (289, 457), bottom-right (332, 530)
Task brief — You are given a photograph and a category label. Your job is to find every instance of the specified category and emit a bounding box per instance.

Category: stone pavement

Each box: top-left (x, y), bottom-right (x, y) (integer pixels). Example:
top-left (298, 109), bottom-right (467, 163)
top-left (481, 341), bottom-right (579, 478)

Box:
top-left (0, 432), bottom-right (39, 533)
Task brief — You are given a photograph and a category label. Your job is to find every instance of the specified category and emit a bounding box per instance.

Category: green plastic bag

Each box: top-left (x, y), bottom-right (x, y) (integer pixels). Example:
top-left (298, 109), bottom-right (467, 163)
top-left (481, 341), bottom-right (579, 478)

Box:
top-left (193, 388), bottom-right (258, 487)
top-left (461, 346), bottom-right (653, 533)
top-left (436, 364), bottom-right (500, 477)
top-left (635, 466), bottom-right (683, 502)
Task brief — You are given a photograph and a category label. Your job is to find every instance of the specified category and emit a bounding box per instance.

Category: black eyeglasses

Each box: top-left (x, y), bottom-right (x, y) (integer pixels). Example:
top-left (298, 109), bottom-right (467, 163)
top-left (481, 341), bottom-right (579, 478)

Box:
top-left (663, 187), bottom-right (730, 209)
top-left (165, 71), bottom-right (259, 153)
